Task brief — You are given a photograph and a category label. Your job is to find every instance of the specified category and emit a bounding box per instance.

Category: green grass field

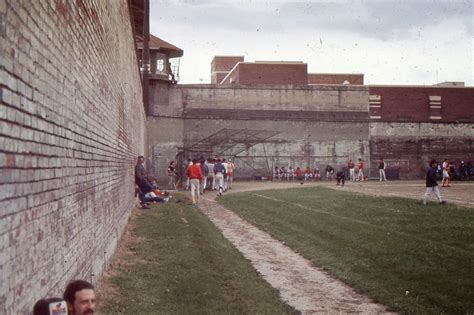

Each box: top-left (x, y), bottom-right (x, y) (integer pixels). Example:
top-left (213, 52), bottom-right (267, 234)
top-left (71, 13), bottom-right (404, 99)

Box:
top-left (218, 187), bottom-right (474, 314)
top-left (99, 194), bottom-right (297, 314)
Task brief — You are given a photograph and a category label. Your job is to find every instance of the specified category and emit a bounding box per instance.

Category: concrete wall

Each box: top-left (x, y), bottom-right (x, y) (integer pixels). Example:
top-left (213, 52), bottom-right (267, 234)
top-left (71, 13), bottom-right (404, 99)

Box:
top-left (0, 1), bottom-right (145, 313)
top-left (369, 122), bottom-right (474, 179)
top-left (368, 86), bottom-right (474, 178)
top-left (147, 84), bottom-right (370, 182)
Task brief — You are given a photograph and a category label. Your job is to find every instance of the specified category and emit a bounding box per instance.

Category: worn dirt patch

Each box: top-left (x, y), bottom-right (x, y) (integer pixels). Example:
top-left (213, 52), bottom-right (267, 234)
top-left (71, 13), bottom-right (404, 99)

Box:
top-left (96, 205), bottom-right (145, 305)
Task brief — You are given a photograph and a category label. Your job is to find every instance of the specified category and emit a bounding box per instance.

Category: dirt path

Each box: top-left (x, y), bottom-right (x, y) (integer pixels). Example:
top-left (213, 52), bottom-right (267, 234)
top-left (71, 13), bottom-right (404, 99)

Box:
top-left (195, 182), bottom-right (391, 314)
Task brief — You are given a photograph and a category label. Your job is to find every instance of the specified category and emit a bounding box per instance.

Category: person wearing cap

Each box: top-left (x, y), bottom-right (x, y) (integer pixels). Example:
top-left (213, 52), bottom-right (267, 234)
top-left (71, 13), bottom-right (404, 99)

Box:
top-left (63, 280), bottom-right (96, 315)
top-left (423, 159), bottom-right (445, 205)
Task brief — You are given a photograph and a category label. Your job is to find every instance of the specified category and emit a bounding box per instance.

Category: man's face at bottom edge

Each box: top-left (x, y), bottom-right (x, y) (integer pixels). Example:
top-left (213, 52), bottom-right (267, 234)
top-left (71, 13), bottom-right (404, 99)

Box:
top-left (72, 289), bottom-right (96, 315)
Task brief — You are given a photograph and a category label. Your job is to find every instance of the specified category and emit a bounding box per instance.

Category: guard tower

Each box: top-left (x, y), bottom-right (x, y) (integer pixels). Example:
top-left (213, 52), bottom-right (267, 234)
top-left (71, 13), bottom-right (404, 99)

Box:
top-left (137, 34), bottom-right (183, 83)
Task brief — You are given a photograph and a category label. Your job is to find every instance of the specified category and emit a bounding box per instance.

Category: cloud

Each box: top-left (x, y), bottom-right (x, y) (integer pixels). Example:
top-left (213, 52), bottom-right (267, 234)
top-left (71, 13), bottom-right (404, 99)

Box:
top-left (149, 0), bottom-right (473, 85)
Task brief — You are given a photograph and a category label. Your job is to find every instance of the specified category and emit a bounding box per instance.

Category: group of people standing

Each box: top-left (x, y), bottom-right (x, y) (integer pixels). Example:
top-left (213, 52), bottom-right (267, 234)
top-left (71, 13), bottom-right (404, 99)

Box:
top-left (168, 158), bottom-right (235, 205)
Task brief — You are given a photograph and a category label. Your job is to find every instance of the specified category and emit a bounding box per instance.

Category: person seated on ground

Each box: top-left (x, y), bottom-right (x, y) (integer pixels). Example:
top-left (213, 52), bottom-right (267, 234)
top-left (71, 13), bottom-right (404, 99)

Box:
top-left (288, 166), bottom-right (295, 181)
top-left (449, 161), bottom-right (457, 180)
top-left (295, 166), bottom-right (302, 181)
top-left (336, 168), bottom-right (346, 186)
top-left (281, 166), bottom-right (288, 180)
top-left (325, 165), bottom-right (334, 180)
top-left (63, 280), bottom-right (96, 315)
top-left (459, 161), bottom-right (468, 180)
top-left (144, 190), bottom-right (170, 203)
top-left (304, 166), bottom-right (313, 180)
top-left (278, 167), bottom-right (284, 180)
top-left (313, 165), bottom-right (321, 181)
top-left (33, 297), bottom-right (68, 315)
top-left (273, 166), bottom-right (280, 181)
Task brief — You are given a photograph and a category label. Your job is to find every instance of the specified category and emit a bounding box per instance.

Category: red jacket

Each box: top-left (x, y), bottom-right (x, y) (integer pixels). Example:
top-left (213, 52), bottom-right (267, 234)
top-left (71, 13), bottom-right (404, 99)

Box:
top-left (187, 164), bottom-right (203, 179)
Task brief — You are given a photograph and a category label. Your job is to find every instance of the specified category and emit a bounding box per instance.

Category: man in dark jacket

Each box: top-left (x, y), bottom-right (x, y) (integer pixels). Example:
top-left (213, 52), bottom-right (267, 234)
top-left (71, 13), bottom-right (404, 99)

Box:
top-left (423, 159), bottom-right (445, 205)
top-left (135, 156), bottom-right (153, 208)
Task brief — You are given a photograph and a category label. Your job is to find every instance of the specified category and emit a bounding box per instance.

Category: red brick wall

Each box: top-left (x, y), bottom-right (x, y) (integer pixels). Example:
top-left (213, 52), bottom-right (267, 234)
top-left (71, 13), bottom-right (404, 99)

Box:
top-left (308, 73), bottom-right (364, 85)
top-left (0, 1), bottom-right (145, 313)
top-left (221, 63), bottom-right (308, 85)
top-left (211, 72), bottom-right (228, 85)
top-left (369, 86), bottom-right (474, 122)
top-left (211, 56), bottom-right (244, 72)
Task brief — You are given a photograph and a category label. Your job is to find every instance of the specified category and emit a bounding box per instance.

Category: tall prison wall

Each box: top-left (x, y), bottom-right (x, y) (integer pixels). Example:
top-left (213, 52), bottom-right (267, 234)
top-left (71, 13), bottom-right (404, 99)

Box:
top-left (368, 86), bottom-right (474, 179)
top-left (0, 1), bottom-right (145, 313)
top-left (147, 84), bottom-right (369, 181)
top-left (369, 122), bottom-right (474, 179)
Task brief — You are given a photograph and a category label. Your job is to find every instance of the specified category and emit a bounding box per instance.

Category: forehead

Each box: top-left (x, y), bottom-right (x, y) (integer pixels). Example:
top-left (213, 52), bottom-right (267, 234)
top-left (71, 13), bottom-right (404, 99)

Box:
top-left (75, 289), bottom-right (95, 301)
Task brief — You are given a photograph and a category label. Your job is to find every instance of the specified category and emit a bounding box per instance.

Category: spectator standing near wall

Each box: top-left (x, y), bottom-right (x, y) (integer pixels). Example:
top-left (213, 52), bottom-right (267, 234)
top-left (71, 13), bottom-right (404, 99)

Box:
top-left (379, 158), bottom-right (387, 181)
top-left (187, 159), bottom-right (203, 204)
top-left (167, 161), bottom-right (177, 190)
top-left (348, 159), bottom-right (355, 181)
top-left (135, 156), bottom-right (153, 209)
top-left (423, 160), bottom-right (445, 205)
top-left (358, 158), bottom-right (365, 181)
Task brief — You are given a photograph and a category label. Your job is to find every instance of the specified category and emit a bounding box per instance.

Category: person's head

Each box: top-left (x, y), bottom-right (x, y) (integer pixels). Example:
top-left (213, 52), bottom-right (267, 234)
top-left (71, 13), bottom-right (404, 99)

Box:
top-left (192, 158), bottom-right (198, 164)
top-left (222, 158), bottom-right (226, 162)
top-left (430, 159), bottom-right (437, 168)
top-left (358, 158), bottom-right (362, 161)
top-left (33, 298), bottom-right (68, 315)
top-left (63, 280), bottom-right (95, 315)
top-left (137, 156), bottom-right (144, 164)
top-left (169, 161), bottom-right (174, 166)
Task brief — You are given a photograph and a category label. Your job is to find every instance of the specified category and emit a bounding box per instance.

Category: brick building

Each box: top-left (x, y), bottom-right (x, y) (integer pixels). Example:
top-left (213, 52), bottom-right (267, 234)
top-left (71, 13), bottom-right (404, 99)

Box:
top-left (145, 55), bottom-right (473, 182)
top-left (1, 0), bottom-right (147, 313)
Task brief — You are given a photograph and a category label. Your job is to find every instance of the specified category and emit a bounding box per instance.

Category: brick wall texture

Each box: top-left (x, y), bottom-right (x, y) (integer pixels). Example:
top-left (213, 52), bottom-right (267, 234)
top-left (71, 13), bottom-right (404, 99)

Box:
top-left (369, 86), bottom-right (474, 123)
top-left (308, 73), bottom-right (364, 85)
top-left (221, 63), bottom-right (308, 85)
top-left (0, 0), bottom-right (146, 313)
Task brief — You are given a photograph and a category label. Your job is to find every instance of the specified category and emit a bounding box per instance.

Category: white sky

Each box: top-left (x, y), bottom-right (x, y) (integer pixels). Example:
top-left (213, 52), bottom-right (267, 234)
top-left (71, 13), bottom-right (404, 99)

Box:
top-left (150, 0), bottom-right (473, 86)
